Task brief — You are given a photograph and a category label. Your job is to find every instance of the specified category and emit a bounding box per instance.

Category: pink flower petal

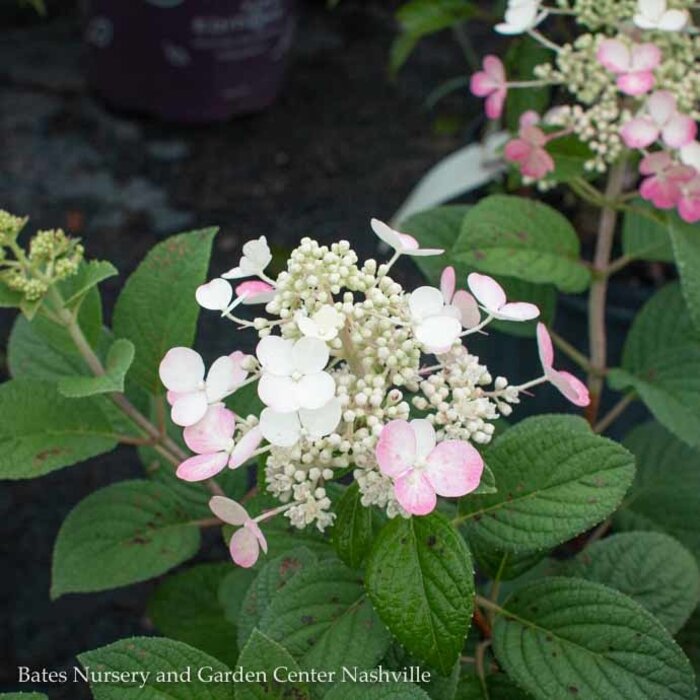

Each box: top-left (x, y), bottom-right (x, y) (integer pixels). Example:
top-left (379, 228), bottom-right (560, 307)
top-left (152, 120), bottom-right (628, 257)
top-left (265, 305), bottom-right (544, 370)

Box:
top-left (504, 138), bottom-right (531, 164)
top-left (229, 526), bottom-right (260, 568)
top-left (410, 419), bottom-right (436, 460)
top-left (236, 280), bottom-right (276, 305)
top-left (470, 72), bottom-right (498, 97)
top-left (485, 89), bottom-right (506, 120)
top-left (398, 233), bottom-right (420, 251)
top-left (621, 117), bottom-right (659, 149)
top-left (617, 72), bottom-right (656, 96)
top-left (662, 115), bottom-right (697, 149)
top-left (425, 440), bottom-right (484, 498)
top-left (467, 273), bottom-right (506, 313)
top-left (440, 266), bottom-right (456, 304)
top-left (452, 290), bottom-right (481, 329)
top-left (597, 39), bottom-right (630, 74)
top-left (376, 420), bottom-right (417, 478)
top-left (496, 302), bottom-right (540, 322)
top-left (631, 43), bottom-right (662, 72)
top-left (536, 323), bottom-right (554, 371)
top-left (520, 147), bottom-right (555, 180)
top-left (176, 452), bottom-right (229, 481)
top-left (394, 470), bottom-right (437, 516)
top-left (183, 404), bottom-right (236, 454)
top-left (519, 110), bottom-right (540, 129)
top-left (248, 520), bottom-right (268, 555)
top-left (483, 55), bottom-right (505, 83)
top-left (229, 426), bottom-right (263, 469)
top-left (159, 347), bottom-right (205, 393)
top-left (548, 370), bottom-right (590, 407)
top-left (171, 391), bottom-right (208, 427)
top-left (648, 91), bottom-right (677, 126)
top-left (640, 151), bottom-right (672, 175)
top-left (209, 495), bottom-right (250, 525)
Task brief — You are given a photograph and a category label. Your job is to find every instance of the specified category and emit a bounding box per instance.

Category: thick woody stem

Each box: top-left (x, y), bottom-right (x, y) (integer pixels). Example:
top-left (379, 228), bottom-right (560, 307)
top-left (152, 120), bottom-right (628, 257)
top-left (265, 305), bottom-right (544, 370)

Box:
top-left (585, 160), bottom-right (627, 425)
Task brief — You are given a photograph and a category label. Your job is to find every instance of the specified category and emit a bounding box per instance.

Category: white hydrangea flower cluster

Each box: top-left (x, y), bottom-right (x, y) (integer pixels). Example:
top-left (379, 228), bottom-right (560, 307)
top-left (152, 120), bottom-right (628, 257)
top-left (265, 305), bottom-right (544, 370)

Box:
top-left (160, 220), bottom-right (588, 568)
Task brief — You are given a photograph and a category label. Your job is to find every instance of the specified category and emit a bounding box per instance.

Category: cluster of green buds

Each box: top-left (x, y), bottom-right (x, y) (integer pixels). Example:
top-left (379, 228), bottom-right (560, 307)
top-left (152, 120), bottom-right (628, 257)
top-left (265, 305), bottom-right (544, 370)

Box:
top-left (0, 210), bottom-right (84, 301)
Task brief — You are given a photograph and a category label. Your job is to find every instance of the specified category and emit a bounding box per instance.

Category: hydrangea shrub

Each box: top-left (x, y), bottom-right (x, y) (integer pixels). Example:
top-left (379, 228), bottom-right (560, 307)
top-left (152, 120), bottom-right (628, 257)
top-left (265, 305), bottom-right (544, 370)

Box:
top-left (1, 2), bottom-right (700, 696)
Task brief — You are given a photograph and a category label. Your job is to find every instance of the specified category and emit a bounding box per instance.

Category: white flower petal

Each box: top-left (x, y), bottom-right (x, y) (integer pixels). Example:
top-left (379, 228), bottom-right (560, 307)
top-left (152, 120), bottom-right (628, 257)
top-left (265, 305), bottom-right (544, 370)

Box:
top-left (209, 495), bottom-right (249, 526)
top-left (171, 390), bottom-right (208, 427)
top-left (415, 316), bottom-right (462, 354)
top-left (299, 398), bottom-right (342, 438)
top-left (256, 335), bottom-right (294, 376)
top-left (195, 278), bottom-right (233, 311)
top-left (409, 286), bottom-right (446, 321)
top-left (410, 418), bottom-right (436, 460)
top-left (371, 218), bottom-right (402, 251)
top-left (159, 347), bottom-right (205, 392)
top-left (295, 372), bottom-right (336, 410)
top-left (205, 355), bottom-right (243, 402)
top-left (259, 408), bottom-right (301, 447)
top-left (467, 273), bottom-right (507, 313)
top-left (292, 336), bottom-right (330, 374)
top-left (258, 374), bottom-right (300, 411)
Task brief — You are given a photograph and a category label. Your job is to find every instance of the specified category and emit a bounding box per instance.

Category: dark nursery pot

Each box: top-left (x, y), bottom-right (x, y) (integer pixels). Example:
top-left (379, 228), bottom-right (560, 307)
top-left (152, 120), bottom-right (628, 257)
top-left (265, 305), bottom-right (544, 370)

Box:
top-left (82, 0), bottom-right (296, 123)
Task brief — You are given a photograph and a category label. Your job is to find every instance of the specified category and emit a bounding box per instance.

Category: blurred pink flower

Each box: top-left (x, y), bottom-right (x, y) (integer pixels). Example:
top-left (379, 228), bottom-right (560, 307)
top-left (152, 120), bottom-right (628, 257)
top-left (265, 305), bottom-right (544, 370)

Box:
top-left (621, 91), bottom-right (697, 149)
top-left (376, 419), bottom-right (483, 516)
top-left (597, 39), bottom-right (661, 96)
top-left (504, 123), bottom-right (555, 180)
top-left (209, 496), bottom-right (268, 568)
top-left (678, 176), bottom-right (700, 223)
top-left (537, 324), bottom-right (590, 407)
top-left (470, 55), bottom-right (507, 120)
top-left (639, 152), bottom-right (695, 209)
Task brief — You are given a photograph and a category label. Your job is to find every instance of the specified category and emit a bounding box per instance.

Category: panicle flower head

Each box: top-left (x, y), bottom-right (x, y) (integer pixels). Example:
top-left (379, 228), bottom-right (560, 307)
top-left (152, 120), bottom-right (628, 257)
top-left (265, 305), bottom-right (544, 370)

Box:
top-left (161, 221), bottom-right (592, 567)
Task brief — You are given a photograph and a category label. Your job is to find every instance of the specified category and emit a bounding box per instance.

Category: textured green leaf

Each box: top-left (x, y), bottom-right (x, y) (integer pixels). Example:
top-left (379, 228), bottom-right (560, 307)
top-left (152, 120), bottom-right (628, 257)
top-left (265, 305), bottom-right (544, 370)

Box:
top-left (325, 682), bottom-right (431, 700)
top-left (0, 378), bottom-right (117, 480)
top-left (622, 203), bottom-right (674, 262)
top-left (331, 483), bottom-right (377, 569)
top-left (366, 512), bottom-right (474, 674)
top-left (219, 568), bottom-right (258, 625)
top-left (58, 338), bottom-right (135, 397)
top-left (61, 260), bottom-right (118, 308)
top-left (258, 559), bottom-right (391, 678)
top-left (610, 283), bottom-right (700, 447)
top-left (113, 228), bottom-right (217, 394)
top-left (78, 637), bottom-right (235, 699)
top-left (0, 694), bottom-right (49, 699)
top-left (615, 422), bottom-right (700, 565)
top-left (453, 196), bottom-right (590, 292)
top-left (236, 547), bottom-right (318, 647)
top-left (669, 217), bottom-right (700, 332)
top-left (456, 674), bottom-right (532, 700)
top-left (560, 532), bottom-right (700, 633)
top-left (0, 284), bottom-right (24, 308)
top-left (493, 577), bottom-right (696, 700)
top-left (401, 205), bottom-right (557, 337)
top-left (52, 480), bottom-right (201, 597)
top-left (677, 607), bottom-right (700, 692)
top-left (235, 629), bottom-right (308, 700)
top-left (546, 135), bottom-right (594, 183)
top-left (148, 563), bottom-right (238, 667)
top-left (470, 535), bottom-right (545, 581)
top-left (459, 415), bottom-right (635, 552)
top-left (505, 38), bottom-right (551, 134)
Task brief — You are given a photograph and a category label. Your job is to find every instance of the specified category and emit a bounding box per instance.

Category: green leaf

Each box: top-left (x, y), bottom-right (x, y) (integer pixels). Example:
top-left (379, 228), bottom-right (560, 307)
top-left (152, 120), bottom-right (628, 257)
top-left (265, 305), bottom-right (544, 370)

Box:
top-left (112, 228), bottom-right (218, 394)
top-left (326, 682), bottom-right (431, 699)
top-left (331, 483), bottom-right (377, 569)
top-left (236, 547), bottom-right (318, 647)
top-left (470, 536), bottom-right (545, 581)
top-left (458, 415), bottom-right (635, 552)
top-left (391, 0), bottom-right (474, 74)
top-left (453, 195), bottom-right (590, 292)
top-left (0, 378), bottom-right (117, 480)
top-left (560, 532), bottom-right (700, 633)
top-left (547, 135), bottom-right (595, 184)
top-left (622, 202), bottom-right (674, 262)
top-left (610, 283), bottom-right (700, 447)
top-left (492, 577), bottom-right (697, 700)
top-left (677, 607), bottom-right (700, 692)
top-left (219, 568), bottom-right (258, 624)
top-left (401, 205), bottom-right (557, 337)
top-left (78, 637), bottom-right (235, 699)
top-left (456, 674), bottom-right (531, 700)
top-left (52, 480), bottom-right (201, 597)
top-left (0, 284), bottom-right (23, 308)
top-left (615, 421), bottom-right (700, 565)
top-left (235, 629), bottom-right (309, 700)
top-left (258, 559), bottom-right (391, 678)
top-left (0, 694), bottom-right (49, 699)
top-left (148, 563), bottom-right (238, 667)
top-left (58, 338), bottom-right (135, 397)
top-left (505, 37), bottom-right (551, 133)
top-left (61, 259), bottom-right (118, 308)
top-left (669, 217), bottom-right (700, 332)
top-left (366, 511), bottom-right (474, 674)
